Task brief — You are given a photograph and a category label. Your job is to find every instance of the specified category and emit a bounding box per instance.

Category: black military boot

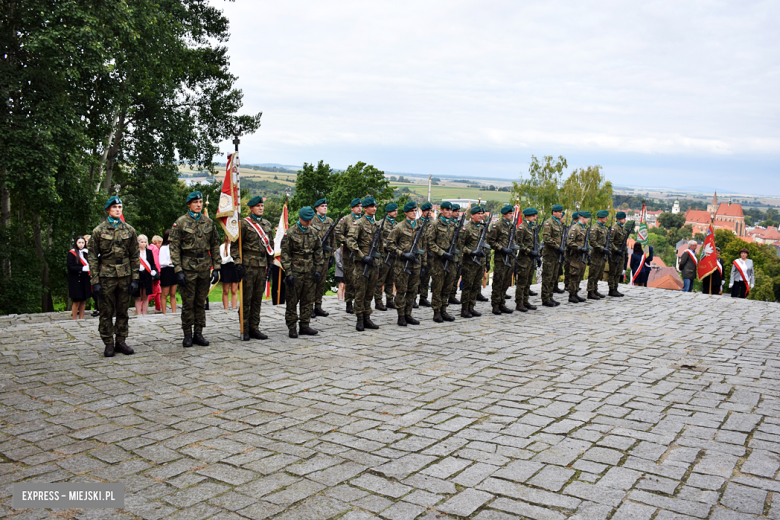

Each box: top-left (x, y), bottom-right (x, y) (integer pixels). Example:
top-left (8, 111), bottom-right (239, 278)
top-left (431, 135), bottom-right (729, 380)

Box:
top-left (448, 296), bottom-right (461, 305)
top-left (461, 308), bottom-right (472, 318)
top-left (314, 305), bottom-right (329, 317)
top-left (356, 316), bottom-right (365, 331)
top-left (594, 290), bottom-right (605, 299)
top-left (114, 339), bottom-right (134, 355)
top-left (193, 332), bottom-right (209, 346)
top-left (441, 310), bottom-right (455, 322)
top-left (587, 291), bottom-right (600, 300)
top-left (492, 306), bottom-right (502, 315)
top-left (554, 285), bottom-right (566, 294)
top-left (103, 341), bottom-right (115, 358)
top-left (364, 316), bottom-right (379, 329)
top-left (516, 302), bottom-right (528, 312)
top-left (346, 301), bottom-right (354, 314)
top-left (405, 315), bottom-right (420, 325)
top-left (289, 327), bottom-right (298, 338)
top-left (476, 292), bottom-right (488, 302)
top-left (542, 300), bottom-right (556, 307)
top-left (419, 297), bottom-right (431, 307)
top-left (524, 301), bottom-right (538, 310)
top-left (552, 299), bottom-right (561, 306)
top-left (568, 293), bottom-right (580, 303)
top-left (433, 312), bottom-right (444, 323)
top-left (413, 299), bottom-right (419, 308)
top-left (375, 301), bottom-right (387, 311)
top-left (299, 326), bottom-right (318, 336)
top-left (529, 290), bottom-right (538, 296)
top-left (616, 290), bottom-right (625, 297)
top-left (470, 307), bottom-right (482, 317)
top-left (386, 300), bottom-right (397, 309)
top-left (397, 316), bottom-right (407, 326)
top-left (499, 304), bottom-right (513, 314)
top-left (182, 334), bottom-right (194, 348)
top-left (250, 330), bottom-right (269, 340)
top-left (576, 292), bottom-right (587, 302)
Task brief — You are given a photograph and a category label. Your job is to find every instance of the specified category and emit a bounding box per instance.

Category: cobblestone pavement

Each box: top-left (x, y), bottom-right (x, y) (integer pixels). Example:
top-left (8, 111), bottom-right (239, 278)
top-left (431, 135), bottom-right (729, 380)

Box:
top-left (1, 281), bottom-right (780, 520)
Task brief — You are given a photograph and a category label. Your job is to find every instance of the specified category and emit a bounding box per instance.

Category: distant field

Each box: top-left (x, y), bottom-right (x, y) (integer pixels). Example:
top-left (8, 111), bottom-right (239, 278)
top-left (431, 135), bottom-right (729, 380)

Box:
top-left (392, 183), bottom-right (512, 203)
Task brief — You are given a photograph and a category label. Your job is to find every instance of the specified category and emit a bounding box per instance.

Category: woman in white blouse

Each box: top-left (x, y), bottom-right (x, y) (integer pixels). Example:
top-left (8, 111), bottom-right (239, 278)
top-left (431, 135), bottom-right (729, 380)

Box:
top-left (729, 248), bottom-right (755, 299)
top-left (158, 229), bottom-right (177, 313)
top-left (220, 236), bottom-right (240, 309)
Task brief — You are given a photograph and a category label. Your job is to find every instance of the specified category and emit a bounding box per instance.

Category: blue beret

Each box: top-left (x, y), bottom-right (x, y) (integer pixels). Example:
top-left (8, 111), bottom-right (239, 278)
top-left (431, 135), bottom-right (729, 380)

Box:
top-left (186, 191), bottom-right (203, 204)
top-left (298, 206), bottom-right (315, 220)
top-left (440, 201), bottom-right (453, 210)
top-left (314, 198), bottom-right (327, 208)
top-left (523, 207), bottom-right (538, 216)
top-left (470, 206), bottom-right (484, 215)
top-left (403, 201), bottom-right (417, 212)
top-left (104, 196), bottom-right (122, 210)
top-left (579, 211), bottom-right (592, 218)
top-left (248, 196), bottom-right (263, 207)
top-left (552, 204), bottom-right (564, 212)
top-left (362, 197), bottom-right (376, 207)
top-left (501, 205), bottom-right (513, 214)
top-left (350, 198), bottom-right (362, 208)
top-left (451, 204), bottom-right (460, 211)
top-left (572, 212), bottom-right (580, 219)
top-left (616, 211), bottom-right (627, 219)
top-left (420, 202), bottom-right (432, 211)
top-left (597, 210), bottom-right (609, 218)
top-left (385, 202), bottom-right (398, 212)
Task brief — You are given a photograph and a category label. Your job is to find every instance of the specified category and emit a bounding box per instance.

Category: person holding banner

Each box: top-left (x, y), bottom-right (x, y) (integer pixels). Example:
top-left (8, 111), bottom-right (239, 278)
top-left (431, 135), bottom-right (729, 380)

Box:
top-left (701, 247), bottom-right (723, 295)
top-left (729, 248), bottom-right (754, 299)
top-left (170, 191), bottom-right (221, 348)
top-left (629, 243), bottom-right (654, 287)
top-left (231, 196), bottom-right (274, 340)
top-left (67, 236), bottom-right (92, 320)
top-left (133, 234), bottom-right (157, 315)
top-left (679, 240), bottom-right (698, 292)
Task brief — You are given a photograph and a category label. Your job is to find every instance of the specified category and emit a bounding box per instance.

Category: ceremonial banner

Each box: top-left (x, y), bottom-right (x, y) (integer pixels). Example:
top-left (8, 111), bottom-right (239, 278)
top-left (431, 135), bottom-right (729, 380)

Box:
top-left (217, 153), bottom-right (241, 240)
top-left (697, 223), bottom-right (719, 280)
top-left (271, 201), bottom-right (289, 305)
top-left (637, 202), bottom-right (649, 246)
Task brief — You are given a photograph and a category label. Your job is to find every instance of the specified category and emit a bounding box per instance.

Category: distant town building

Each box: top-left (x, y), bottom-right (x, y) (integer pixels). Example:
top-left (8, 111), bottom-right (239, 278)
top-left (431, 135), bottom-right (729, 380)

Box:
top-left (684, 192), bottom-right (745, 237)
top-left (671, 200), bottom-right (680, 214)
top-left (746, 226), bottom-right (780, 246)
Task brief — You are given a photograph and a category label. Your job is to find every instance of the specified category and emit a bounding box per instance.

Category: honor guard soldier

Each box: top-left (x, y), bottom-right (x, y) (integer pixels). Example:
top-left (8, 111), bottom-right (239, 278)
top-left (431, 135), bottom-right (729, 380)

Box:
top-left (232, 195), bottom-right (274, 340)
top-left (561, 212), bottom-right (578, 294)
top-left (89, 196), bottom-right (140, 357)
top-left (514, 207), bottom-right (540, 312)
top-left (459, 205), bottom-right (488, 318)
top-left (587, 210), bottom-right (610, 300)
top-left (417, 202), bottom-right (434, 307)
top-left (565, 210), bottom-right (591, 303)
top-left (608, 211), bottom-right (628, 297)
top-left (428, 201), bottom-right (458, 322)
top-left (374, 202), bottom-right (398, 311)
top-left (170, 191), bottom-right (221, 348)
top-left (346, 197), bottom-right (382, 331)
top-left (541, 204), bottom-right (565, 307)
top-left (281, 206), bottom-right (324, 337)
top-left (487, 205), bottom-right (516, 315)
top-left (335, 198), bottom-right (362, 314)
top-left (446, 204), bottom-right (463, 305)
top-left (387, 201), bottom-right (425, 326)
top-left (311, 198), bottom-right (334, 317)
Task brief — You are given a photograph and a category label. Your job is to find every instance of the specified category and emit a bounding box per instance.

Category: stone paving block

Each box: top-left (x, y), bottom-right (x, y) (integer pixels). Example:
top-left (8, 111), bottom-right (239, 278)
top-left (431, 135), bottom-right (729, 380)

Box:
top-left (740, 449), bottom-right (780, 478)
top-left (196, 463), bottom-right (258, 485)
top-left (438, 488), bottom-right (493, 517)
top-left (380, 500), bottom-right (426, 520)
top-left (491, 460), bottom-right (543, 483)
top-left (628, 489), bottom-right (712, 518)
top-left (720, 483), bottom-right (767, 515)
top-left (488, 497), bottom-right (566, 520)
top-left (477, 477), bottom-right (580, 510)
top-left (375, 453), bottom-right (437, 479)
top-left (352, 473), bottom-right (412, 498)
top-left (527, 465), bottom-right (574, 492)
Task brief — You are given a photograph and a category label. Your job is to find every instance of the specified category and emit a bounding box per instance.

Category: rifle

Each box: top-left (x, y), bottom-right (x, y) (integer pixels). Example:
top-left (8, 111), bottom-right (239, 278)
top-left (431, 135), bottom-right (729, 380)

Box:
top-left (403, 218), bottom-right (428, 275)
top-left (581, 221), bottom-right (593, 264)
top-left (532, 223), bottom-right (541, 270)
top-left (604, 216), bottom-right (614, 263)
top-left (617, 220), bottom-right (636, 260)
top-left (320, 215), bottom-right (343, 252)
top-left (362, 216), bottom-right (386, 278)
top-left (444, 211), bottom-right (467, 273)
top-left (471, 213), bottom-right (491, 264)
top-left (558, 214), bottom-right (573, 264)
top-left (502, 210), bottom-right (520, 267)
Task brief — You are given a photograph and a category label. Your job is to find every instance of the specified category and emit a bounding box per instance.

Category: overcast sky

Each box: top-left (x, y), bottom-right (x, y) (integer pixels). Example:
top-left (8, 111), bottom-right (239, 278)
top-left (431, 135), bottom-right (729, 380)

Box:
top-left (215, 0), bottom-right (780, 194)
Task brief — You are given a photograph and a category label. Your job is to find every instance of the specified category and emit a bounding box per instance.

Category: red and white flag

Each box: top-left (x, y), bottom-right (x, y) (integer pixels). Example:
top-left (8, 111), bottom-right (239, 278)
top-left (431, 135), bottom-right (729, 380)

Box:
top-left (697, 223), bottom-right (719, 280)
top-left (217, 153), bottom-right (241, 240)
top-left (273, 201), bottom-right (289, 268)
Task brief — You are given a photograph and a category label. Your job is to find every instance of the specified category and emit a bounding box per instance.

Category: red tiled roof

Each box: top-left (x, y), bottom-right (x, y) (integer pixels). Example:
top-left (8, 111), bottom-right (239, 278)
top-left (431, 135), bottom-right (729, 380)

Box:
top-left (648, 273), bottom-right (683, 290)
top-left (685, 210), bottom-right (711, 225)
top-left (716, 203), bottom-right (743, 217)
top-left (754, 227), bottom-right (780, 241)
top-left (650, 257), bottom-right (666, 267)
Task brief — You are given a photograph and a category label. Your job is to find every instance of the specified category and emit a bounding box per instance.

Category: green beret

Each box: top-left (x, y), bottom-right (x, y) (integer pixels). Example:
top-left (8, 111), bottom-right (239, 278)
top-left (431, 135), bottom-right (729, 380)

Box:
top-left (470, 206), bottom-right (484, 215)
top-left (403, 201), bottom-right (417, 212)
top-left (104, 196), bottom-right (122, 210)
top-left (579, 211), bottom-right (592, 218)
top-left (572, 212), bottom-right (579, 219)
top-left (440, 201), bottom-right (452, 210)
top-left (385, 202), bottom-right (398, 212)
top-left (247, 196), bottom-right (263, 207)
top-left (314, 198), bottom-right (327, 208)
top-left (523, 207), bottom-right (538, 216)
top-left (616, 211), bottom-right (627, 219)
top-left (451, 204), bottom-right (460, 211)
top-left (420, 202), bottom-right (432, 211)
top-left (552, 204), bottom-right (564, 212)
top-left (362, 196), bottom-right (376, 207)
top-left (350, 198), bottom-right (362, 208)
top-left (596, 210), bottom-right (609, 218)
top-left (186, 191), bottom-right (203, 204)
top-left (501, 205), bottom-right (513, 214)
top-left (298, 206), bottom-right (315, 220)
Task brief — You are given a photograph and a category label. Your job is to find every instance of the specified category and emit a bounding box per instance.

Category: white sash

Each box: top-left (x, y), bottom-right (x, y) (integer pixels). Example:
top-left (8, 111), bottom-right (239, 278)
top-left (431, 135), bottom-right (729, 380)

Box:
top-left (732, 259), bottom-right (751, 296)
top-left (70, 249), bottom-right (89, 273)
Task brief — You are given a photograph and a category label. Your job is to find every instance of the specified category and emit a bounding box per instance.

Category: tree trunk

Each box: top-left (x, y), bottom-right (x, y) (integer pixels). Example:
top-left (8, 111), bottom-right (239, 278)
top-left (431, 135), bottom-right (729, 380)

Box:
top-left (102, 109), bottom-right (126, 194)
top-left (32, 213), bottom-right (54, 312)
top-left (95, 108), bottom-right (121, 193)
top-left (1, 166), bottom-right (10, 278)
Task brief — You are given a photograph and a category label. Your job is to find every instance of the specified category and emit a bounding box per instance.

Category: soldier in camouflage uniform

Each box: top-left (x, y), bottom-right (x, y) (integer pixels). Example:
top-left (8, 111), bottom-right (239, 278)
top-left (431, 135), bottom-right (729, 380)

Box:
top-left (447, 204), bottom-right (463, 305)
top-left (310, 198), bottom-right (335, 317)
top-left (514, 207), bottom-right (540, 312)
top-left (280, 206), bottom-right (324, 337)
top-left (428, 201), bottom-right (458, 322)
top-left (347, 197), bottom-right (383, 331)
top-left (561, 212), bottom-right (578, 294)
top-left (170, 191), bottom-right (221, 348)
top-left (334, 198), bottom-right (362, 314)
top-left (487, 205), bottom-right (516, 315)
top-left (388, 201), bottom-right (426, 326)
top-left (565, 211), bottom-right (591, 303)
top-left (231, 195), bottom-right (274, 340)
top-left (608, 211), bottom-right (628, 297)
top-left (374, 202), bottom-right (398, 310)
top-left (587, 210), bottom-right (610, 300)
top-left (88, 196), bottom-right (140, 357)
top-left (417, 202), bottom-right (433, 307)
top-left (541, 204), bottom-right (565, 307)
top-left (459, 205), bottom-right (489, 318)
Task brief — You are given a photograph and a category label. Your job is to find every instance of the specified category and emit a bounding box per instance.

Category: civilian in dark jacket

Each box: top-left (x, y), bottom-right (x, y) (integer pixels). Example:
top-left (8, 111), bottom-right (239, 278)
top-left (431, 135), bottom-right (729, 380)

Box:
top-left (678, 240), bottom-right (698, 292)
top-left (628, 243), bottom-right (654, 287)
top-left (68, 236), bottom-right (92, 319)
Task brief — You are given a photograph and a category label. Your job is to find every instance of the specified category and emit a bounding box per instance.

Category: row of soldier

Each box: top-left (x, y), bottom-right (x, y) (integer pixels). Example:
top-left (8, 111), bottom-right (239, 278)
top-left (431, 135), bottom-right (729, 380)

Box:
top-left (89, 193), bottom-right (632, 357)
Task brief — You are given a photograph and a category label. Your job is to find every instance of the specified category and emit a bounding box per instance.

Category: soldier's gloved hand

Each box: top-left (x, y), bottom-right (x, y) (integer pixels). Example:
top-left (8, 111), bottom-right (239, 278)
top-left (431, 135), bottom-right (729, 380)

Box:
top-left (362, 255), bottom-right (374, 266)
top-left (285, 274), bottom-right (295, 287)
top-left (235, 264), bottom-right (245, 281)
top-left (210, 269), bottom-right (221, 285)
top-left (176, 271), bottom-right (188, 287)
top-left (473, 250), bottom-right (487, 258)
top-left (314, 272), bottom-right (321, 283)
top-left (530, 250), bottom-right (539, 258)
top-left (401, 252), bottom-right (416, 262)
top-left (579, 247), bottom-right (588, 253)
top-left (500, 247), bottom-right (513, 256)
top-left (558, 246), bottom-right (566, 255)
top-left (92, 283), bottom-right (102, 297)
top-left (441, 252), bottom-right (454, 262)
top-left (129, 280), bottom-right (139, 294)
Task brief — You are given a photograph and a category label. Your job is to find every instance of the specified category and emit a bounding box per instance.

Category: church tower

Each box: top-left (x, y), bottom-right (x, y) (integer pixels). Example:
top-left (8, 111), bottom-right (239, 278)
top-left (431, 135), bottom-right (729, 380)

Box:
top-left (707, 191), bottom-right (718, 215)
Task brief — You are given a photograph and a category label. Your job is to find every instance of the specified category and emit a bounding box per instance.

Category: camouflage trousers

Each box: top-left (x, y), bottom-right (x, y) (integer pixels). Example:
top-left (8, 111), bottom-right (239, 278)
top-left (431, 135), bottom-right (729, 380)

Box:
top-left (343, 249), bottom-right (356, 305)
top-left (97, 276), bottom-right (131, 343)
top-left (242, 266), bottom-right (266, 332)
top-left (392, 262), bottom-right (421, 316)
top-left (587, 253), bottom-right (607, 292)
top-left (374, 256), bottom-right (395, 303)
top-left (419, 255), bottom-right (431, 299)
top-left (541, 251), bottom-right (560, 302)
top-left (430, 257), bottom-right (457, 312)
top-left (491, 252), bottom-right (513, 307)
top-left (286, 271), bottom-right (315, 329)
top-left (180, 269), bottom-right (210, 334)
top-left (514, 258), bottom-right (535, 304)
top-left (314, 253), bottom-right (332, 305)
top-left (447, 262), bottom-right (461, 301)
top-left (353, 262), bottom-right (379, 317)
top-left (567, 257), bottom-right (586, 294)
top-left (607, 256), bottom-right (625, 290)
top-left (460, 259), bottom-right (484, 310)
top-left (563, 259), bottom-right (571, 288)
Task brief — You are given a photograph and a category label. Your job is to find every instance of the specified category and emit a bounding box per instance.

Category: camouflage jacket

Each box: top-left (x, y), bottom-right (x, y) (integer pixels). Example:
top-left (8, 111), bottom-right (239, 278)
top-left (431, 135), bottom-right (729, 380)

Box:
top-left (170, 212), bottom-right (221, 273)
top-left (542, 216), bottom-right (565, 254)
top-left (427, 217), bottom-right (455, 259)
top-left (451, 216), bottom-right (466, 263)
top-left (610, 223), bottom-right (628, 257)
top-left (516, 220), bottom-right (536, 259)
top-left (416, 217), bottom-right (433, 263)
top-left (566, 222), bottom-right (589, 260)
top-left (589, 221), bottom-right (609, 254)
top-left (460, 220), bottom-right (488, 267)
top-left (311, 214), bottom-right (336, 257)
top-left (280, 222), bottom-right (324, 276)
top-left (88, 219), bottom-right (140, 284)
top-left (379, 218), bottom-right (397, 258)
top-left (388, 219), bottom-right (427, 268)
top-left (346, 215), bottom-right (382, 260)
top-left (335, 212), bottom-right (360, 249)
top-left (231, 216), bottom-right (274, 267)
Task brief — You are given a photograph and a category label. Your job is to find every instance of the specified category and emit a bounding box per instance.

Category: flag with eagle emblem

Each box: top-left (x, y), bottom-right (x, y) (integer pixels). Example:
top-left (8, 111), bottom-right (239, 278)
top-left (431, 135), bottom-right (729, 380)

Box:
top-left (697, 223), bottom-right (719, 280)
